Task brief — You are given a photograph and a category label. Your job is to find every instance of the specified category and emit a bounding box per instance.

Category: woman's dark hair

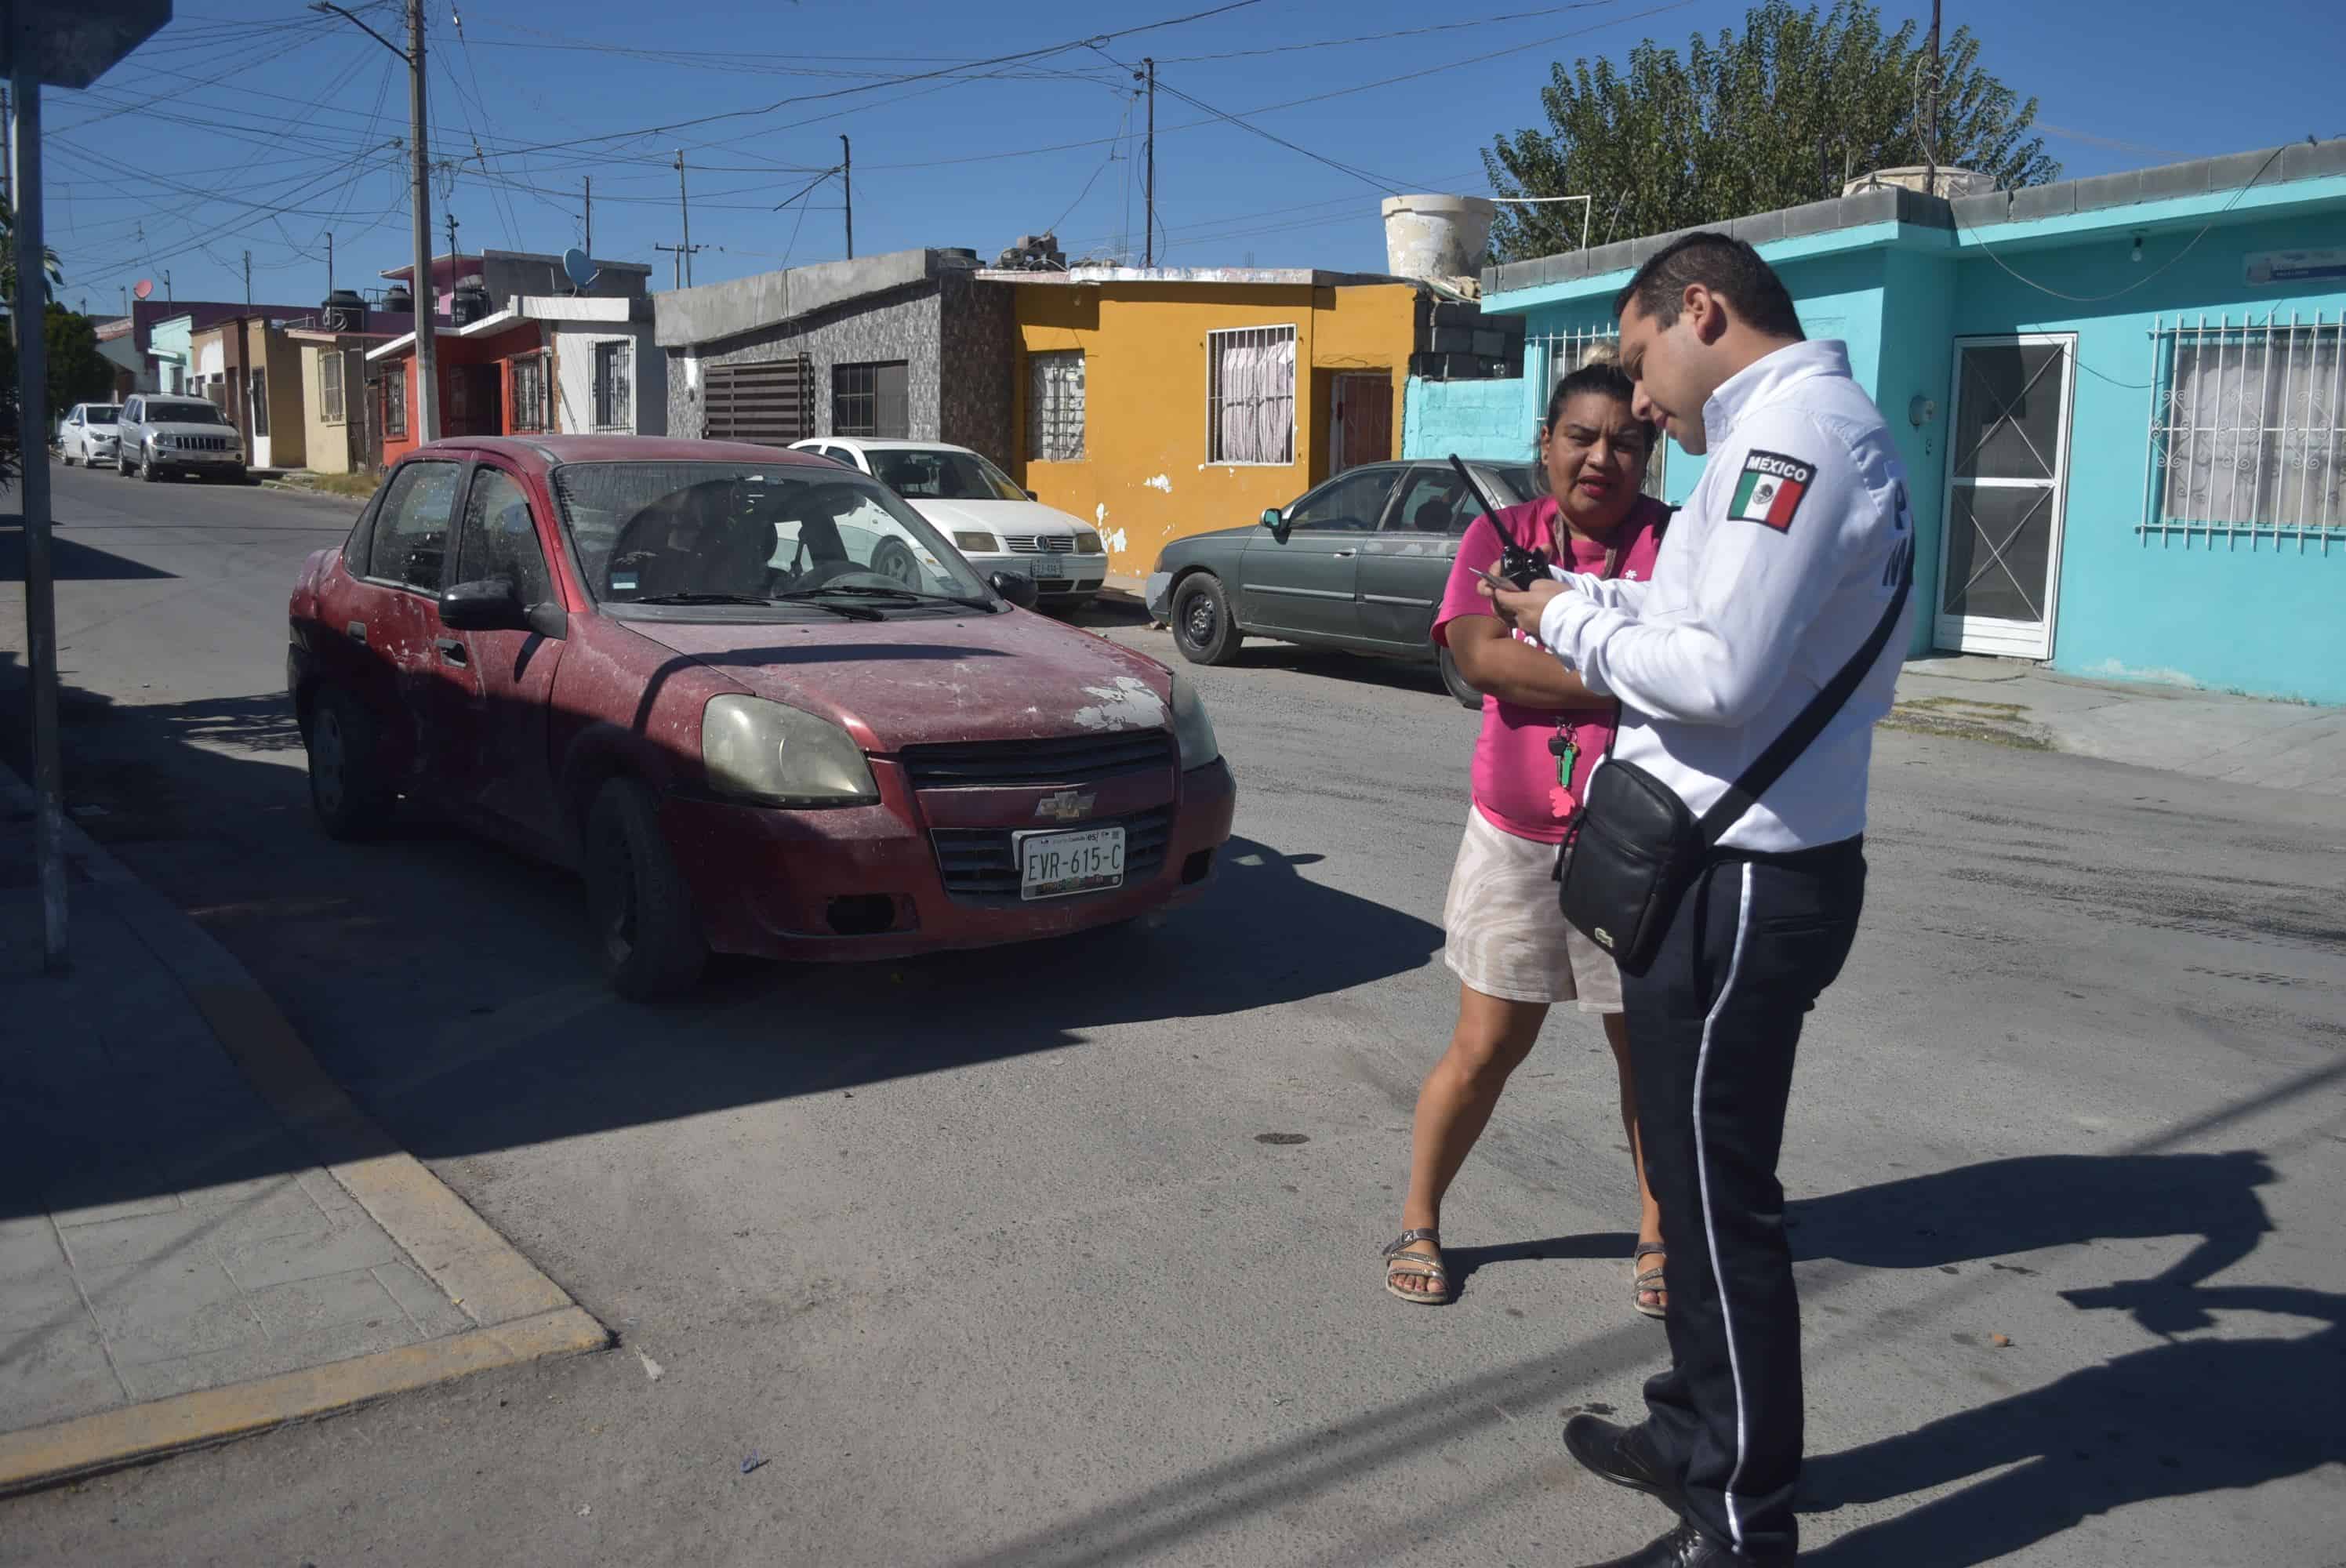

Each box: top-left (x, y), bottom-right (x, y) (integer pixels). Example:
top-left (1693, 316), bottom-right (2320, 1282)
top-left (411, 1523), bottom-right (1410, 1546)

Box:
top-left (1532, 348), bottom-right (1656, 485)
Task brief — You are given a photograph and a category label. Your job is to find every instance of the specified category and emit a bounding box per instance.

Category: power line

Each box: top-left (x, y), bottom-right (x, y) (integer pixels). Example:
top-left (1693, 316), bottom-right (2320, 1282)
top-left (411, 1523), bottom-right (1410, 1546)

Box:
top-left (1154, 0), bottom-right (1637, 62)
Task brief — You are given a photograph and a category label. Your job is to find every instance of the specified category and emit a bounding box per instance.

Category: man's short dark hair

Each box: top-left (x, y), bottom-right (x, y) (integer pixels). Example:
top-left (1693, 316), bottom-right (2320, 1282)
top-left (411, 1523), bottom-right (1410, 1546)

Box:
top-left (1612, 232), bottom-right (1805, 341)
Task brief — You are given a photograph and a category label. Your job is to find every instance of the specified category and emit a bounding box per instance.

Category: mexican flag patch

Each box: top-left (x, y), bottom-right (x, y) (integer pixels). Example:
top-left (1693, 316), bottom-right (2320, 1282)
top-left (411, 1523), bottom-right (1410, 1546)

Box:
top-left (1729, 450), bottom-right (1814, 532)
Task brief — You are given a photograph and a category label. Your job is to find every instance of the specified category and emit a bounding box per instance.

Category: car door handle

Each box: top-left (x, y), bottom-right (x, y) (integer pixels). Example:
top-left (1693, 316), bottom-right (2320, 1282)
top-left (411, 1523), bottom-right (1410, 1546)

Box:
top-left (345, 621), bottom-right (367, 645)
top-left (1332, 549), bottom-right (1357, 558)
top-left (434, 638), bottom-right (468, 666)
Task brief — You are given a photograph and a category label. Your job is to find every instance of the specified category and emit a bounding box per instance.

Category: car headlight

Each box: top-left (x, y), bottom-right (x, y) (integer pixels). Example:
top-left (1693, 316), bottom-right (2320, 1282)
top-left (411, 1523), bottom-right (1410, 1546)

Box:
top-left (1075, 531), bottom-right (1105, 556)
top-left (701, 695), bottom-right (879, 807)
top-left (952, 531), bottom-right (1000, 554)
top-left (1168, 671), bottom-right (1221, 771)
top-left (154, 434), bottom-right (176, 448)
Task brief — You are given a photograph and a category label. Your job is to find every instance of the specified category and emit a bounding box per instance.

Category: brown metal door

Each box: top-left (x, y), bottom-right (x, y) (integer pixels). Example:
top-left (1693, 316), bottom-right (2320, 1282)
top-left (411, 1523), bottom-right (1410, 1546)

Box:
top-left (1333, 372), bottom-right (1393, 471)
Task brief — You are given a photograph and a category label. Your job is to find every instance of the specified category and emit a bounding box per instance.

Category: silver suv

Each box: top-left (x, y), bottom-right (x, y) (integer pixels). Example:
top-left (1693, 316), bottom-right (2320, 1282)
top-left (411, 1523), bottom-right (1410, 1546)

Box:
top-left (117, 394), bottom-right (248, 484)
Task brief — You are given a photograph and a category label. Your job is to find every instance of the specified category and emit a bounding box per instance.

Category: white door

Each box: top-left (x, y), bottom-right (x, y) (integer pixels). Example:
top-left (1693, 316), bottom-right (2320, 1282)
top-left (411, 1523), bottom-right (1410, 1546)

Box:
top-left (1936, 336), bottom-right (2075, 658)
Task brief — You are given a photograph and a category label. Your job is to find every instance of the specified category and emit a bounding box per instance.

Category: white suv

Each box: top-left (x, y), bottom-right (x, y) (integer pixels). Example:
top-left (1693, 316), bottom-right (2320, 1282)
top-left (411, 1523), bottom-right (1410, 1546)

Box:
top-left (117, 394), bottom-right (248, 484)
top-left (791, 437), bottom-right (1106, 610)
top-left (59, 401), bottom-right (124, 467)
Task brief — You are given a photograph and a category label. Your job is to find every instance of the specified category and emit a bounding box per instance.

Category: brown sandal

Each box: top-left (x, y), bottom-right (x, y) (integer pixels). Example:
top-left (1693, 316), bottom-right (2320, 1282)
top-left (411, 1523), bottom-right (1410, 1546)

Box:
top-left (1382, 1228), bottom-right (1451, 1305)
top-left (1633, 1242), bottom-right (1668, 1319)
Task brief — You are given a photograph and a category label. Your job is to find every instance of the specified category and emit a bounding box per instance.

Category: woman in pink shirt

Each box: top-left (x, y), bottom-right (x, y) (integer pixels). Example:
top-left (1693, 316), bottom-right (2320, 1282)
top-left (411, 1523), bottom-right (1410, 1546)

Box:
top-left (1382, 352), bottom-right (1672, 1316)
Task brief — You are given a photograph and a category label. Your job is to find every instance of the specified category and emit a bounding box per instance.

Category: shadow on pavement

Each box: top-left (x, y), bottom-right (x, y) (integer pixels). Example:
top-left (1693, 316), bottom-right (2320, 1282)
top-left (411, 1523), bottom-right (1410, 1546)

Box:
top-left (0, 648), bottom-right (1445, 1215)
top-left (0, 523), bottom-right (178, 582)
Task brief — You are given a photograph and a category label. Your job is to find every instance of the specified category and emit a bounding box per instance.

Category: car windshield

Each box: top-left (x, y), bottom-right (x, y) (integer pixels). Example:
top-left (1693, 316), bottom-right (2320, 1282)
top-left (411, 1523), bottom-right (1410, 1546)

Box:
top-left (87, 405), bottom-right (122, 424)
top-left (549, 461), bottom-right (994, 615)
top-left (148, 401), bottom-right (226, 426)
top-left (867, 448), bottom-right (1026, 503)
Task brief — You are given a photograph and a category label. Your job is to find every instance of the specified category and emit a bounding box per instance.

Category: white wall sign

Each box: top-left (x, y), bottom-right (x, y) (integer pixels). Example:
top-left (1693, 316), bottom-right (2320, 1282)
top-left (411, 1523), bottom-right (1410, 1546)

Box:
top-left (2245, 248), bottom-right (2346, 286)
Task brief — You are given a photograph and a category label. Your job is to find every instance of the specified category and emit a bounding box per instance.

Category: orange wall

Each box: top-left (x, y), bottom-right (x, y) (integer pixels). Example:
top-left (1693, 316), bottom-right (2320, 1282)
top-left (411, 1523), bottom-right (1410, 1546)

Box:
top-left (1004, 281), bottom-right (1418, 575)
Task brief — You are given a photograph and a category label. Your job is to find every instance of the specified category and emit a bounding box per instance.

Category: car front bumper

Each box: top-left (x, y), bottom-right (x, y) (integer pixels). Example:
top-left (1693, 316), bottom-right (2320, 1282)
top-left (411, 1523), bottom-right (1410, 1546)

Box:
top-left (155, 445), bottom-right (244, 468)
top-left (660, 754), bottom-right (1237, 962)
top-left (966, 550), bottom-right (1105, 601)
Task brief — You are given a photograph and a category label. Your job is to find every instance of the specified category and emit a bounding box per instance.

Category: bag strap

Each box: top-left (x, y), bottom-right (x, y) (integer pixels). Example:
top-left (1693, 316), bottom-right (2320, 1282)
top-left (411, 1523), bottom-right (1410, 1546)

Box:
top-left (1694, 534), bottom-right (1913, 845)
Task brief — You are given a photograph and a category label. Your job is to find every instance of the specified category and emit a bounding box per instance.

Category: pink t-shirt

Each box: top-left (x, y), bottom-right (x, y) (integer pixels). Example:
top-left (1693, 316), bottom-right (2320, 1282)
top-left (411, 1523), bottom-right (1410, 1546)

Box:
top-left (1433, 495), bottom-right (1669, 844)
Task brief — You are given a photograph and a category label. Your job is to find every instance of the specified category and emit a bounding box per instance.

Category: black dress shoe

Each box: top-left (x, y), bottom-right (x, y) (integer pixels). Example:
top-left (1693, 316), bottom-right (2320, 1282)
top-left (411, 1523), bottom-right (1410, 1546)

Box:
top-left (1563, 1414), bottom-right (1687, 1519)
top-left (1573, 1522), bottom-right (1781, 1566)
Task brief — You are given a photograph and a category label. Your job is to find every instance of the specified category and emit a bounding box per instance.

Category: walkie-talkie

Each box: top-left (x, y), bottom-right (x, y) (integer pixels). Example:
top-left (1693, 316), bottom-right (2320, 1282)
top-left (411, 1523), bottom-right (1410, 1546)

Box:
top-left (1448, 454), bottom-right (1545, 588)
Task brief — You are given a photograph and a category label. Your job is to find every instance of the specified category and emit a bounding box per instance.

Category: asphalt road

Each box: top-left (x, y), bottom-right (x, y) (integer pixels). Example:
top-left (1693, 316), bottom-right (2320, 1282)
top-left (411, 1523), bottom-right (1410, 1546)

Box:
top-left (5, 461), bottom-right (2343, 1567)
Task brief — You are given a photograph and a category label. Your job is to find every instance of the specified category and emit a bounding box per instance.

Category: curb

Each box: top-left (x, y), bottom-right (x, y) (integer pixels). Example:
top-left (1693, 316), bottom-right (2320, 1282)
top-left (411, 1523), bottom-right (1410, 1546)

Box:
top-left (0, 766), bottom-right (611, 1496)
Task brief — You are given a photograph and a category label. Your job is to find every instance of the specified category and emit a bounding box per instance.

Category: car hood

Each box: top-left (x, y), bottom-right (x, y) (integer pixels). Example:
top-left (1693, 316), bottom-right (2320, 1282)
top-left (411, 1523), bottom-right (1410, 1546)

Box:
top-left (84, 423), bottom-right (121, 435)
top-left (623, 611), bottom-right (1176, 752)
top-left (144, 421), bottom-right (238, 437)
top-left (907, 497), bottom-right (1093, 539)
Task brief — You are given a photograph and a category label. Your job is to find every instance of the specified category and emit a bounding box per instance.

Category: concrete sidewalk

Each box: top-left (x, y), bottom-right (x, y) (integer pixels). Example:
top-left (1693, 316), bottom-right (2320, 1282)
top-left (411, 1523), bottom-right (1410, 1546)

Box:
top-left (0, 768), bottom-right (605, 1494)
top-left (1890, 655), bottom-right (2346, 796)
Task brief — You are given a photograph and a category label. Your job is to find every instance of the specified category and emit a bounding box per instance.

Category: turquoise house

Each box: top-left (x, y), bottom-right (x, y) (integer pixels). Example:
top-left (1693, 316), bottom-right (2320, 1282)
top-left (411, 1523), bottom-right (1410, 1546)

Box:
top-left (1408, 139), bottom-right (2346, 704)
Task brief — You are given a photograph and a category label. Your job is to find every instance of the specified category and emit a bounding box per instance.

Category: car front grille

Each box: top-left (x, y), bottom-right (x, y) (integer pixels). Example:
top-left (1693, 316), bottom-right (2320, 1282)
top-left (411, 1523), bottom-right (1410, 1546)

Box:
top-left (931, 804), bottom-right (1174, 899)
top-left (899, 731), bottom-right (1174, 790)
top-left (171, 435), bottom-right (232, 452)
top-left (1004, 535), bottom-right (1076, 554)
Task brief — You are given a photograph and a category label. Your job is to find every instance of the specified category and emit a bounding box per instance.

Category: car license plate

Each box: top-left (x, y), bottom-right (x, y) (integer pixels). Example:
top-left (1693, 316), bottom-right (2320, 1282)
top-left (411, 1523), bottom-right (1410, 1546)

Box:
top-left (1018, 826), bottom-right (1124, 900)
top-left (1027, 554), bottom-right (1066, 579)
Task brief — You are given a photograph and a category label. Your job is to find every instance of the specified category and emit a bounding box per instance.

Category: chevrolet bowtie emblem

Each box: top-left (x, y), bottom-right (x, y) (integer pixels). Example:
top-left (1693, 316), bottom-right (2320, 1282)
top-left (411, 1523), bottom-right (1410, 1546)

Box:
top-left (1035, 789), bottom-right (1096, 822)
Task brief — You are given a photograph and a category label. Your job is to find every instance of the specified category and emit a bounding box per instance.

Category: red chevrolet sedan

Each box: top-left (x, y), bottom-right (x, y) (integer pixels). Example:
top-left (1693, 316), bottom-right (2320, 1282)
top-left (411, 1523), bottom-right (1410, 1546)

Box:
top-left (287, 437), bottom-right (1236, 997)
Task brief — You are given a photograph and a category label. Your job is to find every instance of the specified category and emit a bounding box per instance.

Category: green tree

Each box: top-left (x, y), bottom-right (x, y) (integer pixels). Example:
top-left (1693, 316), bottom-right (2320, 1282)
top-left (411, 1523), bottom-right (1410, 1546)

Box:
top-left (1484, 0), bottom-right (2059, 262)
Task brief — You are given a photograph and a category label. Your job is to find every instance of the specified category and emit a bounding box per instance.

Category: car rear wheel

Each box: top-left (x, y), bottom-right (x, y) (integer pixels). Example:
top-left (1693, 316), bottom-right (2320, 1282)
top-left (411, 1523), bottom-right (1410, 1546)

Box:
top-left (1171, 574), bottom-right (1242, 666)
top-left (583, 777), bottom-right (707, 1001)
top-left (1437, 648), bottom-right (1483, 709)
top-left (307, 687), bottom-right (396, 840)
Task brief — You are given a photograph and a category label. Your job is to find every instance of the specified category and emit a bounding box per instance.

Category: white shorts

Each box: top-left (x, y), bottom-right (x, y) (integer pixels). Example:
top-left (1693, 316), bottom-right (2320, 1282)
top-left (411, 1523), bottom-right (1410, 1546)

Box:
top-left (1442, 808), bottom-right (1624, 1014)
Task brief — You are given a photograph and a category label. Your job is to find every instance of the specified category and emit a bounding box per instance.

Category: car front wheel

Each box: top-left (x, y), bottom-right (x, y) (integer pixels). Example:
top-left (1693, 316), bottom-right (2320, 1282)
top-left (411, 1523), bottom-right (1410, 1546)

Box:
top-left (307, 687), bottom-right (396, 840)
top-left (1171, 574), bottom-right (1242, 666)
top-left (583, 777), bottom-right (707, 1000)
top-left (141, 448), bottom-right (164, 481)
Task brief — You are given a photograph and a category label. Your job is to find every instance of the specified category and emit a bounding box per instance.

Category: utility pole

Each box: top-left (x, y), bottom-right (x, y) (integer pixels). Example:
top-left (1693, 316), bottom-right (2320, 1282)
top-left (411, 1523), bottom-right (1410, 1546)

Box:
top-left (674, 149), bottom-right (693, 287)
top-left (325, 233), bottom-right (332, 296)
top-left (162, 268), bottom-right (172, 303)
top-left (310, 0), bottom-right (436, 441)
top-left (2, 88), bottom-right (12, 209)
top-left (840, 135), bottom-right (852, 260)
top-left (583, 174), bottom-right (591, 260)
top-left (1139, 58), bottom-right (1156, 267)
top-left (1923, 0), bottom-right (1941, 197)
top-left (445, 209), bottom-right (458, 263)
top-left (242, 249), bottom-right (252, 307)
top-left (9, 67), bottom-right (66, 969)
top-left (656, 242), bottom-right (703, 290)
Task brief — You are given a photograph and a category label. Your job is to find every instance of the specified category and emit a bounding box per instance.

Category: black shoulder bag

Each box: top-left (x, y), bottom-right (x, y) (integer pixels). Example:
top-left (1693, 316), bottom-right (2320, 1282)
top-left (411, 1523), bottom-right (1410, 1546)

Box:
top-left (1556, 539), bottom-right (1912, 976)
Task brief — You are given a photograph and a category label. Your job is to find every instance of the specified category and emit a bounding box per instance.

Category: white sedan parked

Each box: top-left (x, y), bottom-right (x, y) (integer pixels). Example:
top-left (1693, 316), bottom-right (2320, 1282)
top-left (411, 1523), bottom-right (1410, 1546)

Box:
top-left (58, 401), bottom-right (124, 468)
top-left (790, 437), bottom-right (1106, 610)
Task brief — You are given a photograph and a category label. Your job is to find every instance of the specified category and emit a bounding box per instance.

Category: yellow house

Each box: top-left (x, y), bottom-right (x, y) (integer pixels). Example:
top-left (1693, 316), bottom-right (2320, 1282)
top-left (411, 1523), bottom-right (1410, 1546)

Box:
top-left (983, 268), bottom-right (1429, 577)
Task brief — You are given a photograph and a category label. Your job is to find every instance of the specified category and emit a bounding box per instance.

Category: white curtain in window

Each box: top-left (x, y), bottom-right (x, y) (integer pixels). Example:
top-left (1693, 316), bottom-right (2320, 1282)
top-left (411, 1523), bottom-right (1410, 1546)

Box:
top-left (2163, 329), bottom-right (2344, 527)
top-left (1215, 334), bottom-right (1295, 464)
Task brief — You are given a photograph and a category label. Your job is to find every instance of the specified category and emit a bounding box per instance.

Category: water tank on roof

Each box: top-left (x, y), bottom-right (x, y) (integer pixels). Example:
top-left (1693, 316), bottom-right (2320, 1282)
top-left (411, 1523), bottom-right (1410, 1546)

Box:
top-left (1381, 194), bottom-right (1498, 283)
top-left (319, 289), bottom-right (366, 332)
top-left (383, 281), bottom-right (413, 314)
top-left (450, 280), bottom-right (490, 327)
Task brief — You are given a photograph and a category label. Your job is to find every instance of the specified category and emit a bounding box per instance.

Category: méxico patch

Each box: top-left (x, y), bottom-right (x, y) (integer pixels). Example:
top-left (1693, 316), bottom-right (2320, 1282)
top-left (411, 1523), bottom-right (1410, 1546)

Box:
top-left (1730, 450), bottom-right (1814, 532)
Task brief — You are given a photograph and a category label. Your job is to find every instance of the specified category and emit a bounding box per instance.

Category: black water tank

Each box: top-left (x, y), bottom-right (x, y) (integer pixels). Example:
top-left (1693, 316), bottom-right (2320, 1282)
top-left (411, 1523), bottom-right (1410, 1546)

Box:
top-left (383, 282), bottom-right (413, 314)
top-left (320, 289), bottom-right (366, 332)
top-left (449, 281), bottom-right (490, 327)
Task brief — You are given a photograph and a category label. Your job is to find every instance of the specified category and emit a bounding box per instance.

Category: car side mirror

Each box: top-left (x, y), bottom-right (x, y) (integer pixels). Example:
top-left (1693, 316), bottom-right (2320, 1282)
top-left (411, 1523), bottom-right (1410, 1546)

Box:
top-left (1024, 488), bottom-right (1039, 501)
top-left (1259, 507), bottom-right (1283, 528)
top-left (989, 570), bottom-right (1040, 610)
top-left (438, 576), bottom-right (532, 632)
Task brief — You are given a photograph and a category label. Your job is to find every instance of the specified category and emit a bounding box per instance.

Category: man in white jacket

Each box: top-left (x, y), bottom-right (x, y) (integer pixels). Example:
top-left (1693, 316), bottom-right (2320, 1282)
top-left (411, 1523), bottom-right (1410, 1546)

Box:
top-left (1491, 233), bottom-right (1915, 1567)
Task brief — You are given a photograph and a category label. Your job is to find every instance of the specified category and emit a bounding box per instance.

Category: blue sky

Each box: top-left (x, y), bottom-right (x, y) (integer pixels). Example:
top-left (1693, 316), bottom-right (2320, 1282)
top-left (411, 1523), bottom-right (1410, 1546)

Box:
top-left (44, 0), bottom-right (2346, 316)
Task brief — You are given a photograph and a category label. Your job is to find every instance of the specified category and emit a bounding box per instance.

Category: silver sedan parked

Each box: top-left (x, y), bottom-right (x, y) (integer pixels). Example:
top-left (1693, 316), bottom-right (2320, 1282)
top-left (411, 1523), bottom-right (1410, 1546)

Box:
top-left (1143, 459), bottom-right (1538, 706)
top-left (58, 401), bottom-right (123, 468)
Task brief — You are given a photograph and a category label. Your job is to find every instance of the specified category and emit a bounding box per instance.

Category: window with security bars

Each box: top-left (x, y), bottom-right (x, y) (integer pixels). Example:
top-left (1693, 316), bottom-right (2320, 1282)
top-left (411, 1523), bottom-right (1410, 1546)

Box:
top-left (833, 361), bottom-right (910, 438)
top-left (2147, 314), bottom-right (2344, 545)
top-left (382, 371), bottom-right (407, 437)
top-left (1527, 328), bottom-right (1667, 499)
top-left (510, 353), bottom-right (550, 434)
top-left (594, 340), bottom-right (633, 430)
top-left (704, 356), bottom-right (813, 445)
top-left (320, 350), bottom-right (345, 424)
top-left (1027, 350), bottom-right (1086, 461)
top-left (1207, 325), bottom-right (1296, 465)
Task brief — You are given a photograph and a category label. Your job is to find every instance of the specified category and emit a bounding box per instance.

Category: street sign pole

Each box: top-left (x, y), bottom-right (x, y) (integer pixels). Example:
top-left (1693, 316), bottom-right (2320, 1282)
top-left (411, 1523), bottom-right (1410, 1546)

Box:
top-left (9, 62), bottom-right (66, 970)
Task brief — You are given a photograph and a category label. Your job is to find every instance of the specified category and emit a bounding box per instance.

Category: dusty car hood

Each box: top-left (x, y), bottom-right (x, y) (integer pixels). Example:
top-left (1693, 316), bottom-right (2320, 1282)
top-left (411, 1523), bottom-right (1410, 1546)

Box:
top-left (908, 498), bottom-right (1093, 539)
top-left (623, 611), bottom-right (1175, 752)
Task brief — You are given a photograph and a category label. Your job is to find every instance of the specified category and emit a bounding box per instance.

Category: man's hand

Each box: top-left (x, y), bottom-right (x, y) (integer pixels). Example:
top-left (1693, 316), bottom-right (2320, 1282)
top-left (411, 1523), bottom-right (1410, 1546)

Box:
top-left (1481, 575), bottom-right (1568, 637)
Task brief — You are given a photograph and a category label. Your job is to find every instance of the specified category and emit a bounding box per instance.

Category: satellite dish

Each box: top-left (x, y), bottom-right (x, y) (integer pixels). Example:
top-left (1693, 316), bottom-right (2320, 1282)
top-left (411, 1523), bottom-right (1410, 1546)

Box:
top-left (561, 247), bottom-right (599, 292)
top-left (133, 278), bottom-right (154, 300)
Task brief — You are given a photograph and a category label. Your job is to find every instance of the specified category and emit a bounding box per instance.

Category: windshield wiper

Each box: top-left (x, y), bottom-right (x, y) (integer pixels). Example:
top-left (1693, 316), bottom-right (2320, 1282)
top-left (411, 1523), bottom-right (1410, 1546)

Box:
top-left (628, 590), bottom-right (884, 621)
top-left (776, 584), bottom-right (993, 611)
